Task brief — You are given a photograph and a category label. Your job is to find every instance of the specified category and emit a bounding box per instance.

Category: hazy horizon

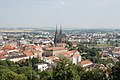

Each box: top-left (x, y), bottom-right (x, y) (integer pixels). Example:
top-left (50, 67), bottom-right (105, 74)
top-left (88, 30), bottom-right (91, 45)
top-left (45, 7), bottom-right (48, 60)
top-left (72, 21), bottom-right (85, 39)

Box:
top-left (0, 0), bottom-right (120, 29)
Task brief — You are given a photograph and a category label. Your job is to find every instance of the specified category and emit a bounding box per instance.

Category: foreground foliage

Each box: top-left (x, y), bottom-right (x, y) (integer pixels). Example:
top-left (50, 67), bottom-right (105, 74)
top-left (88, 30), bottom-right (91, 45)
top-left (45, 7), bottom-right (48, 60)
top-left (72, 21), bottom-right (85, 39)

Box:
top-left (0, 58), bottom-right (120, 80)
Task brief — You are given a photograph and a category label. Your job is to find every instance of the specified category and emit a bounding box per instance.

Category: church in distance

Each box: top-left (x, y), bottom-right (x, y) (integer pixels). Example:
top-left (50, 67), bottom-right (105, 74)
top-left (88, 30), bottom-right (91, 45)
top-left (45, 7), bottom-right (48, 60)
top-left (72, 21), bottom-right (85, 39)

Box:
top-left (54, 25), bottom-right (68, 45)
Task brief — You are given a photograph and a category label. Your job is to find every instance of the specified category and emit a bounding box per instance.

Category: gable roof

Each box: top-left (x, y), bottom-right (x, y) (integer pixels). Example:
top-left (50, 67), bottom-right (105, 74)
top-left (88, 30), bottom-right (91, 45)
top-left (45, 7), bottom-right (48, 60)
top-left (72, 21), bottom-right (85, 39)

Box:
top-left (78, 60), bottom-right (93, 65)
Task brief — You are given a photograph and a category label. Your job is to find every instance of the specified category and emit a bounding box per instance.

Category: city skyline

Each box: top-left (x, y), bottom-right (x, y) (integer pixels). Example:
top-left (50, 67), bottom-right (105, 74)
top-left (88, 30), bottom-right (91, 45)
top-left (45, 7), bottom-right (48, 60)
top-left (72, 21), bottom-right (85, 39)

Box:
top-left (0, 0), bottom-right (120, 29)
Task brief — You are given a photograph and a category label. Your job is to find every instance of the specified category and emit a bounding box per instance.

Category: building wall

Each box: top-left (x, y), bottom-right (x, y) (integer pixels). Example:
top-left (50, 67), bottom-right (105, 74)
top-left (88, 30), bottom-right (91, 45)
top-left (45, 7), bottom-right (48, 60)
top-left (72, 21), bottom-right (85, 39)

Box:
top-left (36, 64), bottom-right (48, 71)
top-left (72, 57), bottom-right (78, 64)
top-left (9, 56), bottom-right (29, 62)
top-left (43, 49), bottom-right (67, 57)
top-left (34, 52), bottom-right (42, 57)
top-left (53, 50), bottom-right (67, 56)
top-left (43, 51), bottom-right (53, 57)
top-left (71, 56), bottom-right (81, 64)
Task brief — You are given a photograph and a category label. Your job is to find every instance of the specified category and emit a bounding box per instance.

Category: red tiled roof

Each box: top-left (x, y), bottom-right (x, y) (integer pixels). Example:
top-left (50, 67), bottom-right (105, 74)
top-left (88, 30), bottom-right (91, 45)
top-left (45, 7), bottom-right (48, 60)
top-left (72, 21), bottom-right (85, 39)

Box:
top-left (0, 55), bottom-right (5, 59)
top-left (46, 56), bottom-right (59, 60)
top-left (23, 50), bottom-right (33, 56)
top-left (78, 60), bottom-right (93, 65)
top-left (69, 50), bottom-right (78, 53)
top-left (45, 47), bottom-right (66, 51)
top-left (58, 52), bottom-right (70, 58)
top-left (0, 51), bottom-right (7, 55)
top-left (33, 50), bottom-right (41, 53)
top-left (57, 50), bottom-right (80, 58)
top-left (2, 45), bottom-right (16, 50)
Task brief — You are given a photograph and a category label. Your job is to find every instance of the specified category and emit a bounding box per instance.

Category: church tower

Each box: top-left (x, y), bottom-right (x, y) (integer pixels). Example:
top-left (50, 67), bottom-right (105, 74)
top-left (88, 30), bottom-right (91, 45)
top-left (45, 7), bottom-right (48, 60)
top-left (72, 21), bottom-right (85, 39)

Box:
top-left (54, 24), bottom-right (58, 45)
top-left (54, 24), bottom-right (68, 46)
top-left (59, 24), bottom-right (62, 35)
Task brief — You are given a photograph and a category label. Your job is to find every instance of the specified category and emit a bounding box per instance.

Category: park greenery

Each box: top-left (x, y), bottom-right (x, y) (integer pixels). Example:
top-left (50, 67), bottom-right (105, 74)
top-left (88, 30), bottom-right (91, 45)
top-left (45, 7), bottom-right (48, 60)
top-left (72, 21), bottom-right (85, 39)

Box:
top-left (0, 57), bottom-right (120, 80)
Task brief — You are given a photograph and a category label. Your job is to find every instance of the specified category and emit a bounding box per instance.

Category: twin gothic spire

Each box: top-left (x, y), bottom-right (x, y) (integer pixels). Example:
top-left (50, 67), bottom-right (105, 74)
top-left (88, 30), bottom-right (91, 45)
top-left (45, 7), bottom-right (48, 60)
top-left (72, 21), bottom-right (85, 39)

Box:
top-left (54, 24), bottom-right (63, 45)
top-left (55, 24), bottom-right (62, 36)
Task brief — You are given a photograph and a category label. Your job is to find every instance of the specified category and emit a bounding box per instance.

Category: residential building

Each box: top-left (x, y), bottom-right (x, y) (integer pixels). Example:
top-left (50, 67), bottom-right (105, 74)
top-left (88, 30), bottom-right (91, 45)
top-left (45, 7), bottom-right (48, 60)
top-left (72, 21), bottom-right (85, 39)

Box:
top-left (34, 63), bottom-right (48, 71)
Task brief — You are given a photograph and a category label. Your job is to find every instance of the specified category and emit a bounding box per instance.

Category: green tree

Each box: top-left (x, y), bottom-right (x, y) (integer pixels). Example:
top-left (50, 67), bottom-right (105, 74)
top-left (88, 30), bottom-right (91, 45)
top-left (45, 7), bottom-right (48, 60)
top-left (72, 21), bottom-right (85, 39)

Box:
top-left (39, 70), bottom-right (53, 80)
top-left (0, 60), bottom-right (9, 67)
top-left (31, 57), bottom-right (39, 66)
top-left (76, 65), bottom-right (85, 79)
top-left (0, 69), bottom-right (27, 80)
top-left (81, 69), bottom-right (106, 80)
top-left (66, 41), bottom-right (77, 50)
top-left (16, 66), bottom-right (38, 80)
top-left (109, 62), bottom-right (120, 80)
top-left (53, 58), bottom-right (80, 80)
top-left (77, 44), bottom-right (89, 53)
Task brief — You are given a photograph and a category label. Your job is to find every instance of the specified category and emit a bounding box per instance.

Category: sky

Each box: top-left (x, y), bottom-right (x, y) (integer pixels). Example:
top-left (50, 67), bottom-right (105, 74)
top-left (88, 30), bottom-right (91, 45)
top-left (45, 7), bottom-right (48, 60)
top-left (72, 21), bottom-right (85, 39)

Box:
top-left (0, 0), bottom-right (120, 29)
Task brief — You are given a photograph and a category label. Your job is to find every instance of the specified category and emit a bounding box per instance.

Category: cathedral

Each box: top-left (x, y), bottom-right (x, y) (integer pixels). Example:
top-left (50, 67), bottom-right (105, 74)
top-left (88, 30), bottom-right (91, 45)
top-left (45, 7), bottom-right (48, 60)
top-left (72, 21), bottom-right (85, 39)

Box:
top-left (54, 25), bottom-right (68, 45)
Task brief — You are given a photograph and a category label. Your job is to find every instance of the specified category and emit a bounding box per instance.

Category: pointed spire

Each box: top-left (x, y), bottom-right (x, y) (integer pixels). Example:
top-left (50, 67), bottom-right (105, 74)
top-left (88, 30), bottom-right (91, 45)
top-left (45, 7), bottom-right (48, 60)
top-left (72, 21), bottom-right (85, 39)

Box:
top-left (54, 24), bottom-right (58, 46)
top-left (55, 24), bottom-right (58, 34)
top-left (59, 24), bottom-right (62, 35)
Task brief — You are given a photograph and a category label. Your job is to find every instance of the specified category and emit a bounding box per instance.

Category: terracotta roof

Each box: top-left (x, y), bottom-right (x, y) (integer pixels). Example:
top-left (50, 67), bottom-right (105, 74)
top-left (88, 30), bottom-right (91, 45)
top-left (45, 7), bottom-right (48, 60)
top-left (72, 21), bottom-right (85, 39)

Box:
top-left (0, 55), bottom-right (5, 59)
top-left (34, 46), bottom-right (42, 51)
top-left (61, 53), bottom-right (71, 58)
top-left (46, 56), bottom-right (59, 60)
top-left (78, 60), bottom-right (93, 65)
top-left (23, 50), bottom-right (33, 56)
top-left (2, 45), bottom-right (16, 50)
top-left (32, 50), bottom-right (41, 53)
top-left (35, 45), bottom-right (41, 49)
top-left (57, 51), bottom-right (68, 55)
top-left (58, 51), bottom-right (80, 58)
top-left (57, 50), bottom-right (80, 58)
top-left (69, 50), bottom-right (78, 53)
top-left (0, 51), bottom-right (7, 55)
top-left (113, 52), bottom-right (120, 54)
top-left (45, 47), bottom-right (66, 51)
